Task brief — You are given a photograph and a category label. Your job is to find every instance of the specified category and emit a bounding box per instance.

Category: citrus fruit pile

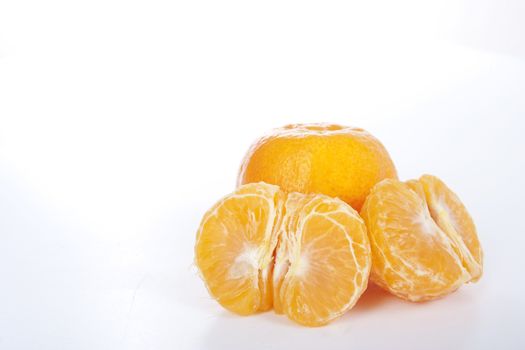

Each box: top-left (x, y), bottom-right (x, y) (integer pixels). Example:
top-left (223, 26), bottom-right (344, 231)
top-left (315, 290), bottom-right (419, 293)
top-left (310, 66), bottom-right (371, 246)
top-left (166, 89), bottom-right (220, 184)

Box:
top-left (195, 123), bottom-right (483, 326)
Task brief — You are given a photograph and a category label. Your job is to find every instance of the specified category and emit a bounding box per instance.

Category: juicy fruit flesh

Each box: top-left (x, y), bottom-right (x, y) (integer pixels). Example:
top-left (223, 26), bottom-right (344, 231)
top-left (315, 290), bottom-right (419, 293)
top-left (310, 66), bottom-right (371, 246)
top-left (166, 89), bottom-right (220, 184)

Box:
top-left (237, 123), bottom-right (398, 211)
top-left (195, 183), bottom-right (371, 326)
top-left (360, 175), bottom-right (483, 301)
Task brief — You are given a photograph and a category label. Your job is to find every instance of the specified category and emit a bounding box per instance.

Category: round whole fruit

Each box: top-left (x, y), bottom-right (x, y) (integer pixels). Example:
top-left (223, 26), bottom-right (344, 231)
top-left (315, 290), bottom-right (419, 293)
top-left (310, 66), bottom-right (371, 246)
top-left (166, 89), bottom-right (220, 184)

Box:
top-left (237, 123), bottom-right (398, 211)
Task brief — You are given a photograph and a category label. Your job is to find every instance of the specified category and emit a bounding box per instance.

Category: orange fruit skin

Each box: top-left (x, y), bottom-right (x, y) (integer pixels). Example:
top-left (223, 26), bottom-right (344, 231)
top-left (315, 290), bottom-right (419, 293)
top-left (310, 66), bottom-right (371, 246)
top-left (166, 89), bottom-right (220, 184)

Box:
top-left (195, 182), bottom-right (371, 326)
top-left (360, 175), bottom-right (483, 302)
top-left (237, 123), bottom-right (398, 211)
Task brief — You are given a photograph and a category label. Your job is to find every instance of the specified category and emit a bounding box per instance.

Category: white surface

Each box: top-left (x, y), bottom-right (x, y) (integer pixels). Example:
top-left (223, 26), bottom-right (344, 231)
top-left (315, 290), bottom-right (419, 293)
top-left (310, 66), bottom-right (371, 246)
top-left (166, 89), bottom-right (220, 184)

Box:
top-left (1, 1), bottom-right (525, 349)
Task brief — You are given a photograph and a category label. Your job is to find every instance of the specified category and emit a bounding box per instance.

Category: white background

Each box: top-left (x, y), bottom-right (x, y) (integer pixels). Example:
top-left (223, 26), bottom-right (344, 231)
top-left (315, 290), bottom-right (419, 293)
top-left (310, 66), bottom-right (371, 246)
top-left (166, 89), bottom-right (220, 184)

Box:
top-left (1, 1), bottom-right (525, 349)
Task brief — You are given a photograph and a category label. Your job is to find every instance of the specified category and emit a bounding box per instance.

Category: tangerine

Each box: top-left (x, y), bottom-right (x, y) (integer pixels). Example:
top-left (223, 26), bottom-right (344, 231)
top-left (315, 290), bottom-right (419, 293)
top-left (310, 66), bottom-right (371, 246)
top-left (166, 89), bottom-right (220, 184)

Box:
top-left (360, 175), bottom-right (483, 301)
top-left (237, 123), bottom-right (397, 211)
top-left (195, 182), bottom-right (371, 326)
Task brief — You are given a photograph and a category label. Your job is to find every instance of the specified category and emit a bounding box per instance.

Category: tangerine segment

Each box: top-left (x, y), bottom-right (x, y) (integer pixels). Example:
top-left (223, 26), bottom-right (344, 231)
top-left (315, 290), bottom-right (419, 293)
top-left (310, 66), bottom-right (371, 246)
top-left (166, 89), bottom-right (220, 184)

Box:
top-left (277, 194), bottom-right (371, 326)
top-left (360, 176), bottom-right (483, 302)
top-left (195, 183), bottom-right (282, 315)
top-left (418, 175), bottom-right (483, 281)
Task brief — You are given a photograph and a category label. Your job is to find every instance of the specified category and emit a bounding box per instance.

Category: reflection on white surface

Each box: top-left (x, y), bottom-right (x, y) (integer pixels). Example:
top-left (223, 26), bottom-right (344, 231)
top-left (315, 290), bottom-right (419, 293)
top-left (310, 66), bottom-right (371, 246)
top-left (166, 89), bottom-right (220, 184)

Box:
top-left (1, 0), bottom-right (525, 349)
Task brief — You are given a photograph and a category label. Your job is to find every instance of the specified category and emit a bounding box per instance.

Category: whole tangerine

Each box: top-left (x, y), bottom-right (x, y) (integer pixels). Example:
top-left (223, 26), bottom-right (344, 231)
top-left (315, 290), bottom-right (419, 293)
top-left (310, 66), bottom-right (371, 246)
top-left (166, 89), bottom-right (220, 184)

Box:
top-left (237, 123), bottom-right (398, 211)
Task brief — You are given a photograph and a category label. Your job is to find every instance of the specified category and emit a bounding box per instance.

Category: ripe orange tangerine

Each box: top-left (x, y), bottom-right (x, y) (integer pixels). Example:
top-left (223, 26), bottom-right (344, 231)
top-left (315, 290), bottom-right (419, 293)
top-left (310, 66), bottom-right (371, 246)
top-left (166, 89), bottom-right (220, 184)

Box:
top-left (195, 182), bottom-right (371, 326)
top-left (237, 123), bottom-right (398, 211)
top-left (360, 175), bottom-right (483, 301)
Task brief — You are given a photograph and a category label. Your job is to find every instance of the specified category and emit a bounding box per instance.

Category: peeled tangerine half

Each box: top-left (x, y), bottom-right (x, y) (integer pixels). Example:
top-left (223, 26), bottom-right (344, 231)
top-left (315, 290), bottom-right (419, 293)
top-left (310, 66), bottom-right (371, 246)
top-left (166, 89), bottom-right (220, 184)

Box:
top-left (195, 182), bottom-right (371, 326)
top-left (360, 175), bottom-right (483, 302)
